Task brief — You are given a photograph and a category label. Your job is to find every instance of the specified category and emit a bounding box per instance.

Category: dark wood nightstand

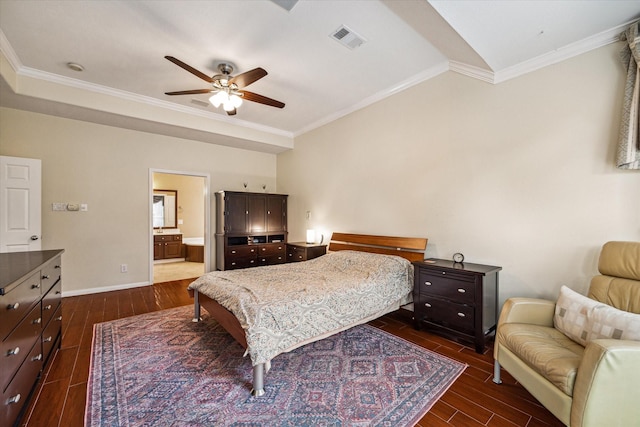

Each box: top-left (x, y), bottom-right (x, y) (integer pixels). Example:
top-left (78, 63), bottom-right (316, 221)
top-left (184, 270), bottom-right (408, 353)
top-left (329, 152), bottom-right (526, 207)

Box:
top-left (413, 258), bottom-right (501, 353)
top-left (286, 242), bottom-right (327, 262)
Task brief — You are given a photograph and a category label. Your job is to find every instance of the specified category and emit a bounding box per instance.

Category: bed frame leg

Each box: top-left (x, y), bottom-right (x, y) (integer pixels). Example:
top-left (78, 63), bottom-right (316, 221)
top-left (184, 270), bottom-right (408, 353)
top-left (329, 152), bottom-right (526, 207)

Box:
top-left (192, 290), bottom-right (202, 323)
top-left (493, 360), bottom-right (502, 384)
top-left (251, 364), bottom-right (265, 397)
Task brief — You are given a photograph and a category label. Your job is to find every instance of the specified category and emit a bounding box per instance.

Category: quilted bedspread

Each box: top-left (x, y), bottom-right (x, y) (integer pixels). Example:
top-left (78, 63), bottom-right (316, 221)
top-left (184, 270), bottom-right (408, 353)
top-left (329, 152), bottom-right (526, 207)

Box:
top-left (187, 250), bottom-right (414, 366)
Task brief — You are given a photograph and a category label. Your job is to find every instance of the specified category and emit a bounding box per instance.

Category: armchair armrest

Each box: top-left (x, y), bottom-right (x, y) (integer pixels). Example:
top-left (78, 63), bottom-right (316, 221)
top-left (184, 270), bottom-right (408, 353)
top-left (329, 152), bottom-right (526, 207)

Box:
top-left (497, 297), bottom-right (556, 328)
top-left (571, 339), bottom-right (640, 427)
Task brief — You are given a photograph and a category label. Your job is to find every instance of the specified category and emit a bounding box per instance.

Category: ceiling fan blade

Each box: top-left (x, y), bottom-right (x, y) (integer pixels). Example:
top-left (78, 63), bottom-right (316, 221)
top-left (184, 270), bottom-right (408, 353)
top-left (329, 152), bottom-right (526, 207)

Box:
top-left (165, 89), bottom-right (214, 96)
top-left (226, 108), bottom-right (237, 116)
top-left (240, 90), bottom-right (285, 108)
top-left (230, 68), bottom-right (267, 88)
top-left (165, 56), bottom-right (213, 83)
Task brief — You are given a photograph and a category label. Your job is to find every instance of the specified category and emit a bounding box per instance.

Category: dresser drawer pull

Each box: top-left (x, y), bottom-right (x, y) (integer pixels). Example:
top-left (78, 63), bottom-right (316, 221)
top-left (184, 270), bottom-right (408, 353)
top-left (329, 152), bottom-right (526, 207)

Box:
top-left (231, 262), bottom-right (236, 265)
top-left (32, 283), bottom-right (41, 289)
top-left (457, 312), bottom-right (466, 317)
top-left (6, 347), bottom-right (20, 356)
top-left (32, 317), bottom-right (42, 324)
top-left (6, 394), bottom-right (21, 405)
top-left (55, 290), bottom-right (61, 295)
top-left (424, 302), bottom-right (432, 308)
top-left (32, 354), bottom-right (43, 361)
top-left (457, 289), bottom-right (466, 293)
top-left (424, 281), bottom-right (432, 286)
top-left (43, 336), bottom-right (53, 343)
top-left (55, 265), bottom-right (61, 269)
top-left (55, 316), bottom-right (63, 322)
top-left (42, 274), bottom-right (50, 280)
top-left (7, 302), bottom-right (19, 310)
top-left (231, 250), bottom-right (237, 254)
top-left (44, 304), bottom-right (52, 310)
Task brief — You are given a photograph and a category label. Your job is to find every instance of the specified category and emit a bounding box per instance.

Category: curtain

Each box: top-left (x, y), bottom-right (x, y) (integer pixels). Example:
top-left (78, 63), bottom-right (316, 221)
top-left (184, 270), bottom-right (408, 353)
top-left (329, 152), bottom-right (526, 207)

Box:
top-left (617, 21), bottom-right (640, 170)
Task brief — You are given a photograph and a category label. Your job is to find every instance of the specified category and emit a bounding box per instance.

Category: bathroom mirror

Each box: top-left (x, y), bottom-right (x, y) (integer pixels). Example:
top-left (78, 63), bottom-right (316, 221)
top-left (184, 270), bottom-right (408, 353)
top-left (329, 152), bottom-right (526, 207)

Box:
top-left (153, 189), bottom-right (177, 228)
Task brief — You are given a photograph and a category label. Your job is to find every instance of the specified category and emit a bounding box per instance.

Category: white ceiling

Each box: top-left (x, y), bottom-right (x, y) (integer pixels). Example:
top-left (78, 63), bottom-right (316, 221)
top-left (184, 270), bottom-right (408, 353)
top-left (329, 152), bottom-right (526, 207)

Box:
top-left (1, 0), bottom-right (639, 153)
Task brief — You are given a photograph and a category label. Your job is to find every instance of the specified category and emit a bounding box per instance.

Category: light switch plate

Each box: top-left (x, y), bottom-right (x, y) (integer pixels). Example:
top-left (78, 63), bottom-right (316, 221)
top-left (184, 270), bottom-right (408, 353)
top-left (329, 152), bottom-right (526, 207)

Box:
top-left (52, 203), bottom-right (67, 211)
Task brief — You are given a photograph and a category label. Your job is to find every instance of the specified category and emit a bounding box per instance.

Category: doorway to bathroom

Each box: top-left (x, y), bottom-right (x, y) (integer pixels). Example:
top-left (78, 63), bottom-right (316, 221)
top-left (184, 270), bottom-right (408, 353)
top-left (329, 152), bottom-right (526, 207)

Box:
top-left (149, 169), bottom-right (210, 284)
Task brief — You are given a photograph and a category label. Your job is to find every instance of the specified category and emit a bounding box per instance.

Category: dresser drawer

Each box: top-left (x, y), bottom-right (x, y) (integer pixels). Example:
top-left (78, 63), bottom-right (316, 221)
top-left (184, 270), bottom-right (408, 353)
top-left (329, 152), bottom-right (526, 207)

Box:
top-left (42, 304), bottom-right (62, 364)
top-left (41, 279), bottom-right (62, 327)
top-left (41, 257), bottom-right (62, 293)
top-left (417, 296), bottom-right (474, 334)
top-left (0, 272), bottom-right (42, 340)
top-left (226, 256), bottom-right (257, 270)
top-left (1, 303), bottom-right (42, 391)
top-left (1, 340), bottom-right (43, 427)
top-left (287, 246), bottom-right (306, 262)
top-left (226, 245), bottom-right (257, 258)
top-left (258, 243), bottom-right (286, 256)
top-left (258, 254), bottom-right (286, 265)
top-left (418, 270), bottom-right (475, 304)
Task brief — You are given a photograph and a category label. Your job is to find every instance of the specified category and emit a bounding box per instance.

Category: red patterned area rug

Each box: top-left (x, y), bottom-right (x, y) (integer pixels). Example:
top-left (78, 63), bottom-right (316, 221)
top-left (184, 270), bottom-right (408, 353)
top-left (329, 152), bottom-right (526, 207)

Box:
top-left (86, 305), bottom-right (466, 426)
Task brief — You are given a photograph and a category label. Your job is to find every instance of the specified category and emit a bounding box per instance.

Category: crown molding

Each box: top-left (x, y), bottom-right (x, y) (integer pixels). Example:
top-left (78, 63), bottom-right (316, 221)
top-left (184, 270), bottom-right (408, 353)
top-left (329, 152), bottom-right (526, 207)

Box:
top-left (293, 61), bottom-right (449, 136)
top-left (493, 21), bottom-right (628, 84)
top-left (448, 61), bottom-right (495, 83)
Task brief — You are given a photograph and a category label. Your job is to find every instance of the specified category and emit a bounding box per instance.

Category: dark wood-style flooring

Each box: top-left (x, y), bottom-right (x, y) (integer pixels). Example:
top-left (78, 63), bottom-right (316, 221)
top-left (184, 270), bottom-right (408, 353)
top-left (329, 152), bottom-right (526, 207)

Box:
top-left (19, 279), bottom-right (564, 427)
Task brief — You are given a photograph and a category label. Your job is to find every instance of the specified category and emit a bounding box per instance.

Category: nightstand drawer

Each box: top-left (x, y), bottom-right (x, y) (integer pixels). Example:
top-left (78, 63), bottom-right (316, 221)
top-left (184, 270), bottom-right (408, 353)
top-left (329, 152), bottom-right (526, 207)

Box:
top-left (417, 296), bottom-right (474, 334)
top-left (418, 270), bottom-right (475, 304)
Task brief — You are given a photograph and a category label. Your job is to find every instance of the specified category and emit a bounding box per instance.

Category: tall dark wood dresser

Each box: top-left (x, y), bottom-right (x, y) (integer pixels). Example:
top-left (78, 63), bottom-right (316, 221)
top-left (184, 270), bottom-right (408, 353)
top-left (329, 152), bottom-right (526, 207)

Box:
top-left (1, 249), bottom-right (64, 427)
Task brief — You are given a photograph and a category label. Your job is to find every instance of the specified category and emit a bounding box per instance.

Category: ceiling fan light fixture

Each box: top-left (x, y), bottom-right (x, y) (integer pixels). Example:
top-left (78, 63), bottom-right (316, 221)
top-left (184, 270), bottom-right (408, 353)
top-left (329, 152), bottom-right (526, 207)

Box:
top-left (209, 91), bottom-right (228, 108)
top-left (230, 94), bottom-right (243, 108)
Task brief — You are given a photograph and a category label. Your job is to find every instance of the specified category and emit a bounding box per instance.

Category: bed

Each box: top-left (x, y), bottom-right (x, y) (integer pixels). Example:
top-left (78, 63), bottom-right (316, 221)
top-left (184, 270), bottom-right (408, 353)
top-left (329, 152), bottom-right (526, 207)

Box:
top-left (187, 232), bottom-right (427, 396)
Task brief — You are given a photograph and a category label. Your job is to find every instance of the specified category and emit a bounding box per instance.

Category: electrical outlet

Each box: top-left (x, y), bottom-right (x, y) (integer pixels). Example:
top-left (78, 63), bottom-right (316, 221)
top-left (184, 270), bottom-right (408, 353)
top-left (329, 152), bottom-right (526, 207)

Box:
top-left (120, 264), bottom-right (128, 273)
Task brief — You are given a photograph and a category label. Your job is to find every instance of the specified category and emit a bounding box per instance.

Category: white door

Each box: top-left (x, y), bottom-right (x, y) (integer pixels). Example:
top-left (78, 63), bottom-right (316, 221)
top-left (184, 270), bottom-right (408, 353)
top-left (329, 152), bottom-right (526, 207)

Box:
top-left (0, 156), bottom-right (42, 253)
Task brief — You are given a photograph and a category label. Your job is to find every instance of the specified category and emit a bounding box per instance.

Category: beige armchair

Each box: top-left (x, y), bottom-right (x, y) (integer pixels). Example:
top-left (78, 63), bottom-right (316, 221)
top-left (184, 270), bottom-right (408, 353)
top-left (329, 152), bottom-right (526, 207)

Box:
top-left (493, 241), bottom-right (640, 427)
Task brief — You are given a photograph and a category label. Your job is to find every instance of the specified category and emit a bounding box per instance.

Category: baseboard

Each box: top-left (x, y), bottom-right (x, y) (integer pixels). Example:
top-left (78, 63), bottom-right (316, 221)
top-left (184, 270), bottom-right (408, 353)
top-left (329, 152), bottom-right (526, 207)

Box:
top-left (62, 281), bottom-right (150, 297)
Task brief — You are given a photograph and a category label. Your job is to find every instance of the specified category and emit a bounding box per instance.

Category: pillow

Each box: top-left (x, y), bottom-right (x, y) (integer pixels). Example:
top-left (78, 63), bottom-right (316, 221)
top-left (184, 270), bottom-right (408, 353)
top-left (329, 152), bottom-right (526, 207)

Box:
top-left (554, 285), bottom-right (599, 346)
top-left (554, 285), bottom-right (640, 346)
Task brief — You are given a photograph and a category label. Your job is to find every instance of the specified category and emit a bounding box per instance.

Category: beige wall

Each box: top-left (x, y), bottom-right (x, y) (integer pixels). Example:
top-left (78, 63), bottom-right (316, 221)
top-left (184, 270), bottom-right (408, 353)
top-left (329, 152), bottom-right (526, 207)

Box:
top-left (153, 173), bottom-right (205, 238)
top-left (0, 108), bottom-right (277, 294)
top-left (277, 42), bottom-right (640, 304)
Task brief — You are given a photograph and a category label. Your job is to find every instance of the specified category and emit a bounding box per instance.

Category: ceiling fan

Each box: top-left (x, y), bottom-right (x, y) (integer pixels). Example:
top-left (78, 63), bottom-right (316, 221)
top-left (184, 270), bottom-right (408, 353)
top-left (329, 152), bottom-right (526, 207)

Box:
top-left (164, 56), bottom-right (285, 116)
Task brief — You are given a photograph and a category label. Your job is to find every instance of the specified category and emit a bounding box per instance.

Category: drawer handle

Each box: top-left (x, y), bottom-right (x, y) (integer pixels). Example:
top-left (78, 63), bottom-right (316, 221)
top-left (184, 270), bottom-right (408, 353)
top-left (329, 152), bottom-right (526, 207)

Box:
top-left (442, 272), bottom-right (446, 275)
top-left (231, 262), bottom-right (236, 265)
top-left (231, 250), bottom-right (237, 254)
top-left (424, 302), bottom-right (432, 308)
top-left (32, 283), bottom-right (41, 289)
top-left (55, 265), bottom-right (61, 269)
top-left (424, 281), bottom-right (432, 286)
top-left (6, 394), bottom-right (21, 405)
top-left (7, 302), bottom-right (19, 310)
top-left (33, 317), bottom-right (42, 324)
top-left (457, 289), bottom-right (466, 293)
top-left (457, 312), bottom-right (466, 317)
top-left (56, 316), bottom-right (63, 322)
top-left (55, 290), bottom-right (61, 295)
top-left (44, 304), bottom-right (52, 310)
top-left (43, 336), bottom-right (53, 343)
top-left (6, 347), bottom-right (20, 356)
top-left (249, 260), bottom-right (255, 264)
top-left (42, 274), bottom-right (50, 280)
top-left (32, 354), bottom-right (43, 361)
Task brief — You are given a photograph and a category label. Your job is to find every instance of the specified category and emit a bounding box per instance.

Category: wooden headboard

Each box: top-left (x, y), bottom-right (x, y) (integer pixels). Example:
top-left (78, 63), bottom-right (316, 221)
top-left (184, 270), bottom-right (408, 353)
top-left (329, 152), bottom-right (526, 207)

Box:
top-left (328, 232), bottom-right (427, 262)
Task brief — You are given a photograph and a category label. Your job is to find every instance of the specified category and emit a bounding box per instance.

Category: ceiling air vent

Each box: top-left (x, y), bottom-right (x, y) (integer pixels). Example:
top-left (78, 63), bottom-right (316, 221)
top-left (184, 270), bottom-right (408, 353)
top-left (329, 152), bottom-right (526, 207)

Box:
top-left (330, 25), bottom-right (366, 50)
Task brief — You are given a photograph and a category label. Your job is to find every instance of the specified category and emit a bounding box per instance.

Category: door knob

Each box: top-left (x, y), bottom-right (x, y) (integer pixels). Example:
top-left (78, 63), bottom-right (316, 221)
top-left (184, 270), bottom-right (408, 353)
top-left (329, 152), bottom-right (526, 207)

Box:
top-left (30, 235), bottom-right (39, 241)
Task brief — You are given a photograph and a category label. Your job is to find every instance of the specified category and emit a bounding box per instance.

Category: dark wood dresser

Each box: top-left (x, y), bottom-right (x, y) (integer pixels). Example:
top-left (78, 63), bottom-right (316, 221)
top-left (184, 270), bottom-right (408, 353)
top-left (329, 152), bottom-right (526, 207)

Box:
top-left (413, 258), bottom-right (501, 353)
top-left (286, 242), bottom-right (327, 262)
top-left (1, 249), bottom-right (64, 427)
top-left (215, 191), bottom-right (288, 270)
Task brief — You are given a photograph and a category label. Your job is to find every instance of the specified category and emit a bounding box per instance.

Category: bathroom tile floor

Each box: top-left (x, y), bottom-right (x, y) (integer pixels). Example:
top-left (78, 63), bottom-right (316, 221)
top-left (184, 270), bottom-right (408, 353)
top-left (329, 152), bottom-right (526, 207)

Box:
top-left (153, 261), bottom-right (204, 283)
